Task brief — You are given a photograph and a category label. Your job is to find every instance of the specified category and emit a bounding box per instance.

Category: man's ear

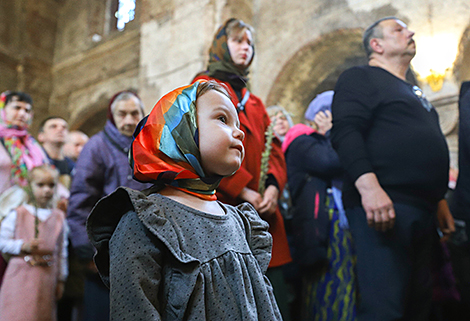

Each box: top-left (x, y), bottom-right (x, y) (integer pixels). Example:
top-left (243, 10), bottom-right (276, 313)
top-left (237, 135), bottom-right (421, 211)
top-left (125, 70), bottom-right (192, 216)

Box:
top-left (37, 132), bottom-right (45, 143)
top-left (369, 38), bottom-right (383, 55)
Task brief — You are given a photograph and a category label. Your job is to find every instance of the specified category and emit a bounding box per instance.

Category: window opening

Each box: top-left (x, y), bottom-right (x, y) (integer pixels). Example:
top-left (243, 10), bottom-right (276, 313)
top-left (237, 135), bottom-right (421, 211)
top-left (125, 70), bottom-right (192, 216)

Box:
top-left (115, 0), bottom-right (135, 31)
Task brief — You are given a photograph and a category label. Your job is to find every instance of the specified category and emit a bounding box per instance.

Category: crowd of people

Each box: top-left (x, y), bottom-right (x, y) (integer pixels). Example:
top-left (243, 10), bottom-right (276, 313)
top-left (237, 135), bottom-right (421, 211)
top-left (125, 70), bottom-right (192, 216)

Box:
top-left (0, 15), bottom-right (468, 321)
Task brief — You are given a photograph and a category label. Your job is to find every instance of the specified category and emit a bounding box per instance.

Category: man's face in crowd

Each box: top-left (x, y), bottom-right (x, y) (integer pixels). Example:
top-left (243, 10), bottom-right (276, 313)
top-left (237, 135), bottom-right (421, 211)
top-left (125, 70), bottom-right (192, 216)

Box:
top-left (63, 132), bottom-right (89, 161)
top-left (39, 118), bottom-right (69, 145)
top-left (112, 97), bottom-right (144, 137)
top-left (377, 19), bottom-right (416, 59)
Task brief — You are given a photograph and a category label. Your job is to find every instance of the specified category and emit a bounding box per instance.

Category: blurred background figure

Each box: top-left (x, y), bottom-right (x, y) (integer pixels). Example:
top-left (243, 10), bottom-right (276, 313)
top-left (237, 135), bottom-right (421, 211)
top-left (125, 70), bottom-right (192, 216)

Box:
top-left (62, 131), bottom-right (89, 164)
top-left (283, 91), bottom-right (356, 321)
top-left (0, 91), bottom-right (47, 195)
top-left (67, 91), bottom-right (151, 321)
top-left (448, 81), bottom-right (470, 320)
top-left (267, 105), bottom-right (294, 142)
top-left (38, 116), bottom-right (74, 189)
top-left (0, 165), bottom-right (68, 321)
top-left (0, 91), bottom-right (48, 286)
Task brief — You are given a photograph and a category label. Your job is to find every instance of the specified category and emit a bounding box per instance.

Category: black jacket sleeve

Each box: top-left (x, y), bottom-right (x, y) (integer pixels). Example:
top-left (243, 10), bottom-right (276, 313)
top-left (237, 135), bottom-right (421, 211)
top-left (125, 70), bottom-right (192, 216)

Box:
top-left (330, 67), bottom-right (380, 183)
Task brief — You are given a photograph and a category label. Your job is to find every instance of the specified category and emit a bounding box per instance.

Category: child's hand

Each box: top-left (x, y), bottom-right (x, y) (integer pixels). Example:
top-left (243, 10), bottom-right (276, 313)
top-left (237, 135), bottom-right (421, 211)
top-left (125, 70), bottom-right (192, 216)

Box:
top-left (56, 281), bottom-right (65, 300)
top-left (258, 185), bottom-right (279, 220)
top-left (57, 199), bottom-right (68, 212)
top-left (21, 239), bottom-right (41, 254)
top-left (238, 187), bottom-right (263, 210)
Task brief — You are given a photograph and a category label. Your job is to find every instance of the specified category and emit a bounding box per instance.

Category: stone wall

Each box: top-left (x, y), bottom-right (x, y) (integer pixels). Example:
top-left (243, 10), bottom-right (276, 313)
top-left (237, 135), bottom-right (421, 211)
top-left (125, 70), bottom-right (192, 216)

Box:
top-left (1, 0), bottom-right (470, 162)
top-left (137, 0), bottom-right (470, 165)
top-left (0, 0), bottom-right (61, 133)
top-left (50, 0), bottom-right (141, 135)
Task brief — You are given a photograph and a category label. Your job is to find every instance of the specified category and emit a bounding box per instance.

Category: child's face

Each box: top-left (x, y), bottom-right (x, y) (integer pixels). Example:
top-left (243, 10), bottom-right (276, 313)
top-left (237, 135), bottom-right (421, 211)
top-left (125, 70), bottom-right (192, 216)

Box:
top-left (31, 171), bottom-right (56, 208)
top-left (196, 90), bottom-right (245, 177)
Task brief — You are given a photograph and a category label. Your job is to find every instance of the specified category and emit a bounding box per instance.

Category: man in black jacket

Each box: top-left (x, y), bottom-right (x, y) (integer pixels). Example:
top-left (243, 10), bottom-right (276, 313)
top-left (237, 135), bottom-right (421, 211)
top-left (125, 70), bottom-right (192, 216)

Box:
top-left (331, 17), bottom-right (453, 321)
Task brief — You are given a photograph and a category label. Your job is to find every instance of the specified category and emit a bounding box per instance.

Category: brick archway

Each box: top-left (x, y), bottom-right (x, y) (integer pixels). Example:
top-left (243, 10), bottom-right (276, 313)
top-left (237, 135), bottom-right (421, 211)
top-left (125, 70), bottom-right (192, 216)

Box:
top-left (265, 28), bottom-right (366, 124)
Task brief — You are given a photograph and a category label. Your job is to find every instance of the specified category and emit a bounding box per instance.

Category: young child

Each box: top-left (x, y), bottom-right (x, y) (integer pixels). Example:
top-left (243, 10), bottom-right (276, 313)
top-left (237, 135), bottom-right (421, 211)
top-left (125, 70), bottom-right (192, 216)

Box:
top-left (87, 80), bottom-right (282, 320)
top-left (0, 165), bottom-right (68, 321)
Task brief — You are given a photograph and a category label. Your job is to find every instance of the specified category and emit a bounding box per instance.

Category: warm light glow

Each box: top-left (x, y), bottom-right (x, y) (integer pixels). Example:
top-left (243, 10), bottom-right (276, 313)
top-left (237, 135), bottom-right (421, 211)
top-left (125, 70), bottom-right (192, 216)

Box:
top-left (412, 33), bottom-right (459, 81)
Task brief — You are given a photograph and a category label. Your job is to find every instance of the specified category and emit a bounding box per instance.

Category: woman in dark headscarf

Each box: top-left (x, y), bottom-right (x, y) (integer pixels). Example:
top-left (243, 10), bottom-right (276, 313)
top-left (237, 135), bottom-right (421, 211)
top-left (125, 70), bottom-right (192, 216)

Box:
top-left (193, 18), bottom-right (292, 320)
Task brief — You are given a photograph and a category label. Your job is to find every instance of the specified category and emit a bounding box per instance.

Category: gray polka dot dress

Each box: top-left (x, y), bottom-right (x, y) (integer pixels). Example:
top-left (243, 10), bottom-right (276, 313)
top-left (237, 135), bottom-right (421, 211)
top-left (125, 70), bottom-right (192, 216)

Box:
top-left (87, 187), bottom-right (283, 320)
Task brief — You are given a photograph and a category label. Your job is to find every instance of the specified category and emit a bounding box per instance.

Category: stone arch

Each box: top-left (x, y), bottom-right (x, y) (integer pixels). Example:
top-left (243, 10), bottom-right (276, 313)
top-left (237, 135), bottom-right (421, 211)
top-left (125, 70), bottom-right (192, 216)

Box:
top-left (265, 28), bottom-right (367, 123)
top-left (68, 95), bottom-right (109, 136)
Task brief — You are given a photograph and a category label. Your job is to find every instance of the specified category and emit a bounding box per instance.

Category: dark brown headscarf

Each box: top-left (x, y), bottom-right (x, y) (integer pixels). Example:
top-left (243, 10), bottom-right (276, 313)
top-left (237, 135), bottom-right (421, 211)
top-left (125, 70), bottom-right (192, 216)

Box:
top-left (206, 18), bottom-right (255, 81)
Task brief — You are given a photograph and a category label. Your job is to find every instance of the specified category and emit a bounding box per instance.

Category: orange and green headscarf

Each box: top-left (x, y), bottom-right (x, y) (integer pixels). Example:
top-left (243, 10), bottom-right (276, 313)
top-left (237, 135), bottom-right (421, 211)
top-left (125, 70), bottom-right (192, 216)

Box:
top-left (130, 81), bottom-right (221, 200)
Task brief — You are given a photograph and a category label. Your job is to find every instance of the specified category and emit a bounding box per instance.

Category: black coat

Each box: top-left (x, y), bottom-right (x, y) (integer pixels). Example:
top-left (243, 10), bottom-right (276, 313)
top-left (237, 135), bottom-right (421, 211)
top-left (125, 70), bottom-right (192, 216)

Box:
top-left (284, 131), bottom-right (343, 267)
top-left (451, 81), bottom-right (470, 220)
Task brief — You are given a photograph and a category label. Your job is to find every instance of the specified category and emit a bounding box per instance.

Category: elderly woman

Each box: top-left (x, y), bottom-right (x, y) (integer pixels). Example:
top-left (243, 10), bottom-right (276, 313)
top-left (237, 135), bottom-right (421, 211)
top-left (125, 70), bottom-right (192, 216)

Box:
top-left (193, 18), bottom-right (292, 320)
top-left (282, 91), bottom-right (356, 321)
top-left (267, 105), bottom-right (294, 142)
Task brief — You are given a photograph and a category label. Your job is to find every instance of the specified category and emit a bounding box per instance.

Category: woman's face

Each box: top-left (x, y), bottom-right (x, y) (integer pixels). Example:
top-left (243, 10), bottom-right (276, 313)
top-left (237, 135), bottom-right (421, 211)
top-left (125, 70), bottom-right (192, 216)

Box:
top-left (3, 97), bottom-right (32, 128)
top-left (227, 28), bottom-right (254, 67)
top-left (271, 111), bottom-right (290, 137)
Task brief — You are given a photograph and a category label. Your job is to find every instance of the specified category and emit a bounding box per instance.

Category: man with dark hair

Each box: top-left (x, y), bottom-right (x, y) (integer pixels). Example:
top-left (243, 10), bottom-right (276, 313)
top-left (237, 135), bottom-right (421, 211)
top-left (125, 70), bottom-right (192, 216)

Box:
top-left (38, 116), bottom-right (74, 188)
top-left (4, 91), bottom-right (33, 107)
top-left (449, 81), bottom-right (470, 320)
top-left (331, 17), bottom-right (453, 320)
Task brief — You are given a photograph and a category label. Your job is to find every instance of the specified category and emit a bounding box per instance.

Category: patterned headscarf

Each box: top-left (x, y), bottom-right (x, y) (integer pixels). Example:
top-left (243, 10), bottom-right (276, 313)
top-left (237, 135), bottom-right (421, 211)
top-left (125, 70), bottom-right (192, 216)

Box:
top-left (207, 18), bottom-right (255, 79)
top-left (130, 81), bottom-right (222, 200)
top-left (0, 91), bottom-right (46, 186)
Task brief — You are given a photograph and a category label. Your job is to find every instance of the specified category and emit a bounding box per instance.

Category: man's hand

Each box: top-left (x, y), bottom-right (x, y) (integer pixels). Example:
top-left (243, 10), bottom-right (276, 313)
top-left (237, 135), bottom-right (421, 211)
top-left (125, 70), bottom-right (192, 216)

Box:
top-left (258, 185), bottom-right (279, 219)
top-left (356, 173), bottom-right (395, 232)
top-left (437, 199), bottom-right (455, 242)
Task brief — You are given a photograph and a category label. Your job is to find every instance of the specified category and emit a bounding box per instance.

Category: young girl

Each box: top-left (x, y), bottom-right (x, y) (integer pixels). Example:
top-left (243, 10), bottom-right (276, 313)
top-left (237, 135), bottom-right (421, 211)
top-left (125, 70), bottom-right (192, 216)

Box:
top-left (192, 19), bottom-right (291, 319)
top-left (0, 164), bottom-right (68, 321)
top-left (87, 80), bottom-right (282, 320)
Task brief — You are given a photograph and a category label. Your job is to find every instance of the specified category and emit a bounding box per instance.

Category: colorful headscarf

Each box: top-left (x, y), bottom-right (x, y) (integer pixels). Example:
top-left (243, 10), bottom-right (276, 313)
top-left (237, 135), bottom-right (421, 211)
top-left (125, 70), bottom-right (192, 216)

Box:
top-left (130, 81), bottom-right (221, 200)
top-left (207, 18), bottom-right (255, 79)
top-left (0, 91), bottom-right (46, 186)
